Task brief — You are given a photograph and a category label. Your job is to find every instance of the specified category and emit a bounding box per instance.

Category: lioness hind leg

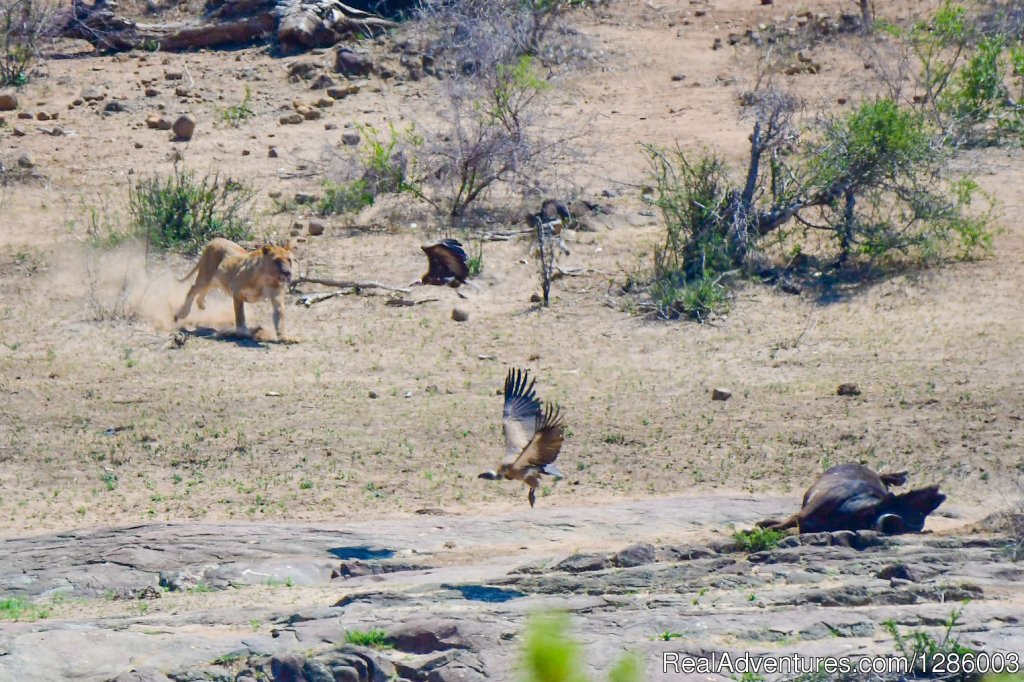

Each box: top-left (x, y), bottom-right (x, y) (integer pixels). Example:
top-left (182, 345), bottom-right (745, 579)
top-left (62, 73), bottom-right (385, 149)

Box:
top-left (175, 284), bottom-right (201, 322)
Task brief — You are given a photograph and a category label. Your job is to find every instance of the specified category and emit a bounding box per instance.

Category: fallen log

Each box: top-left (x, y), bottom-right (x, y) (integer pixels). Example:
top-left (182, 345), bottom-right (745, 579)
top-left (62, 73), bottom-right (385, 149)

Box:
top-left (290, 276), bottom-right (411, 293)
top-left (61, 0), bottom-right (397, 53)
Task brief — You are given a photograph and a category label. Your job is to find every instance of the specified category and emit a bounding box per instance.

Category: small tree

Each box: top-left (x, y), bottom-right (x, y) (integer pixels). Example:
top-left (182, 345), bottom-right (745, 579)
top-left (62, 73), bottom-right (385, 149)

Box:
top-left (0, 0), bottom-right (55, 86)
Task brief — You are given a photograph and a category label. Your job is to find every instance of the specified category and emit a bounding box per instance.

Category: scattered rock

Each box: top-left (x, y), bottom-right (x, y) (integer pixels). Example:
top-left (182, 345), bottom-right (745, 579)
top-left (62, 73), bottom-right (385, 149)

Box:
top-left (287, 61), bottom-right (320, 81)
top-left (877, 563), bottom-right (918, 582)
top-left (280, 113), bottom-right (304, 125)
top-left (671, 73), bottom-right (686, 81)
top-left (35, 111), bottom-right (49, 121)
top-left (46, 126), bottom-right (64, 137)
top-left (385, 620), bottom-right (474, 654)
top-left (144, 88), bottom-right (159, 97)
top-left (17, 112), bottom-right (31, 119)
top-left (103, 101), bottom-right (127, 113)
top-left (553, 553), bottom-right (612, 573)
top-left (16, 153), bottom-right (34, 169)
top-left (0, 91), bottom-right (17, 111)
top-left (268, 147), bottom-right (279, 157)
top-left (299, 107), bottom-right (322, 121)
top-left (164, 71), bottom-right (183, 80)
top-left (368, 390), bottom-right (378, 399)
top-left (451, 308), bottom-right (469, 322)
top-left (174, 85), bottom-right (190, 97)
top-left (341, 131), bottom-right (360, 146)
top-left (837, 383), bottom-right (861, 396)
top-left (711, 387), bottom-right (732, 401)
top-left (12, 126), bottom-right (25, 136)
top-left (146, 114), bottom-right (172, 130)
top-left (310, 74), bottom-right (336, 90)
top-left (109, 669), bottom-right (172, 682)
top-left (327, 84), bottom-right (360, 99)
top-left (314, 97), bottom-right (334, 108)
top-left (614, 543), bottom-right (656, 568)
top-left (529, 293), bottom-right (542, 303)
top-left (307, 221), bottom-right (325, 236)
top-left (172, 114), bottom-right (197, 140)
top-left (81, 87), bottom-right (106, 102)
top-left (336, 48), bottom-right (373, 77)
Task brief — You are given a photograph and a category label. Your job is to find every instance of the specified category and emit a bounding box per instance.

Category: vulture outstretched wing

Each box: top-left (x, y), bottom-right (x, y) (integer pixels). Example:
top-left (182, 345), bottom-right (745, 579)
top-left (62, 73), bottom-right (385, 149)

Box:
top-left (502, 367), bottom-right (541, 463)
top-left (511, 402), bottom-right (565, 471)
top-left (421, 239), bottom-right (469, 286)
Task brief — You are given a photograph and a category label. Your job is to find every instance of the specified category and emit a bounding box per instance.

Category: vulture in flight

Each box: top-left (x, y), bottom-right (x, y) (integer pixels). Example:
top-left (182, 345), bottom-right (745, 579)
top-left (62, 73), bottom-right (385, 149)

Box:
top-left (420, 238), bottom-right (469, 287)
top-left (479, 368), bottom-right (566, 507)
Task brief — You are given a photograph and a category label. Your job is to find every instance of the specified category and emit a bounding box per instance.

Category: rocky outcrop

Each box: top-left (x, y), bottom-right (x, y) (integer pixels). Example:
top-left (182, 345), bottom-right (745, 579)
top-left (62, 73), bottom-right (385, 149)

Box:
top-left (0, 496), bottom-right (1021, 681)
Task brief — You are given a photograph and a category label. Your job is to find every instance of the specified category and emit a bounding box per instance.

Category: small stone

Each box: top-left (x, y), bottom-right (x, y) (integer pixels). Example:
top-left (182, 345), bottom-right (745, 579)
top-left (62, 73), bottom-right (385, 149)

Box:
top-left (324, 123), bottom-right (337, 130)
top-left (837, 383), bottom-right (861, 397)
top-left (174, 85), bottom-right (190, 97)
top-left (300, 107), bottom-right (321, 121)
top-left (81, 87), bottom-right (106, 102)
top-left (310, 74), bottom-right (336, 90)
top-left (341, 131), bottom-right (360, 146)
top-left (12, 126), bottom-right (25, 136)
top-left (134, 142), bottom-right (143, 149)
top-left (241, 149), bottom-right (250, 156)
top-left (307, 221), bottom-right (325, 236)
top-left (16, 153), bottom-right (34, 169)
top-left (268, 147), bottom-right (279, 158)
top-left (144, 88), bottom-right (159, 97)
top-left (0, 92), bottom-right (17, 111)
top-left (671, 73), bottom-right (686, 82)
top-left (72, 98), bottom-right (84, 106)
top-left (327, 84), bottom-right (359, 99)
top-left (35, 111), bottom-right (49, 121)
top-left (46, 126), bottom-right (64, 136)
top-left (279, 113), bottom-right (303, 125)
top-left (336, 48), bottom-right (373, 77)
top-left (314, 97), bottom-right (334, 108)
top-left (712, 37), bottom-right (722, 50)
top-left (529, 293), bottom-right (542, 303)
top-left (451, 308), bottom-right (470, 322)
top-left (368, 390), bottom-right (378, 399)
top-left (711, 387), bottom-right (732, 401)
top-left (172, 114), bottom-right (196, 140)
top-left (17, 112), bottom-right (31, 119)
top-left (145, 114), bottom-right (172, 130)
top-left (164, 71), bottom-right (183, 80)
top-left (103, 101), bottom-right (127, 113)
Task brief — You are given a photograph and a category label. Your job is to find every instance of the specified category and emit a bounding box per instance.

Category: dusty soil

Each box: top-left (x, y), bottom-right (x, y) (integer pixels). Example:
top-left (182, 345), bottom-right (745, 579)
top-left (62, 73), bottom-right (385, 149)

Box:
top-left (0, 0), bottom-right (1023, 678)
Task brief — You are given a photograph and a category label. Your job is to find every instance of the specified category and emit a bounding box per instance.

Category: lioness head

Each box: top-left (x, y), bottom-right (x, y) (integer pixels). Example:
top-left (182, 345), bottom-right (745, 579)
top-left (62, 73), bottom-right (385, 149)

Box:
top-left (261, 244), bottom-right (294, 284)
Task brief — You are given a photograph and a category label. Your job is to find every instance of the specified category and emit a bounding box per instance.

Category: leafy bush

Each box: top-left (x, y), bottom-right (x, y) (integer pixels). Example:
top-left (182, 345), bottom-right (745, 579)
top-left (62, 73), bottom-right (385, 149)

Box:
top-left (219, 86), bottom-right (254, 127)
top-left (883, 605), bottom-right (975, 676)
top-left (128, 166), bottom-right (255, 254)
top-left (317, 179), bottom-right (374, 216)
top-left (732, 527), bottom-right (786, 553)
top-left (521, 612), bottom-right (641, 682)
top-left (803, 98), bottom-right (993, 265)
top-left (0, 0), bottom-right (54, 86)
top-left (344, 628), bottom-right (392, 649)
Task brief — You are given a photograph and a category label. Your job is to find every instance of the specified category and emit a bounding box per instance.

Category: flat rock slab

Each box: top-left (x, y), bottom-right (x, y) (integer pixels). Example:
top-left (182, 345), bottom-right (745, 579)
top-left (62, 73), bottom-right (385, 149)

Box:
top-left (1, 495), bottom-right (1021, 681)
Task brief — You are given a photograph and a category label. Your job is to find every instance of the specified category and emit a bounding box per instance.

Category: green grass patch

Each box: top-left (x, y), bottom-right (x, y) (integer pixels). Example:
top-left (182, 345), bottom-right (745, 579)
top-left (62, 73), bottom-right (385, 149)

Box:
top-left (732, 527), bottom-right (785, 553)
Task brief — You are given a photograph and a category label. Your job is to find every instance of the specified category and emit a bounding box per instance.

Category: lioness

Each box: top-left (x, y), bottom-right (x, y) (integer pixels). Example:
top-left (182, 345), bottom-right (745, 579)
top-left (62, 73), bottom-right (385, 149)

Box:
top-left (175, 238), bottom-right (294, 341)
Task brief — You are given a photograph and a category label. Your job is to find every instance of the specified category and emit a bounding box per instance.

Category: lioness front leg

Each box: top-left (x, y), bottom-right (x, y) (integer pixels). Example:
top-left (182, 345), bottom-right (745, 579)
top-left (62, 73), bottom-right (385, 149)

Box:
top-left (232, 297), bottom-right (251, 337)
top-left (271, 295), bottom-right (295, 343)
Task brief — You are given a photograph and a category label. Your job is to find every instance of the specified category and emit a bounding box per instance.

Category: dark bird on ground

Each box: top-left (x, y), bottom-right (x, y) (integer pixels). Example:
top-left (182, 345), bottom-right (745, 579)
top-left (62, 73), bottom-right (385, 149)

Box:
top-left (419, 238), bottom-right (469, 287)
top-left (478, 368), bottom-right (566, 508)
top-left (533, 198), bottom-right (572, 227)
top-left (756, 463), bottom-right (946, 535)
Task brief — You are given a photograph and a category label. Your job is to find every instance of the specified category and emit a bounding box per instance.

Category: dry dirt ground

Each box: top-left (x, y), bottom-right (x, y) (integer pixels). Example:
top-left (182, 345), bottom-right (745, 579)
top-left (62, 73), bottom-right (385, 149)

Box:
top-left (0, 0), bottom-right (1023, 678)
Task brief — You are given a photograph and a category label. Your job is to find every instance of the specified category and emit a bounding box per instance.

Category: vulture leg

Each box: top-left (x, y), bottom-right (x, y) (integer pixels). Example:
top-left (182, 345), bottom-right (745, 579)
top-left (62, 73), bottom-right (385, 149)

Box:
top-left (528, 487), bottom-right (537, 508)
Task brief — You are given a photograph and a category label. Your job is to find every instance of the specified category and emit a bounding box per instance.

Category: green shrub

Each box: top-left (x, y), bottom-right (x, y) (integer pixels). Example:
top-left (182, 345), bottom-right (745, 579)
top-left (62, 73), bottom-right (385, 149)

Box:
top-left (804, 98), bottom-right (993, 264)
top-left (220, 86), bottom-right (255, 127)
top-left (317, 179), bottom-right (374, 216)
top-left (883, 605), bottom-right (975, 677)
top-left (0, 596), bottom-right (49, 621)
top-left (732, 527), bottom-right (785, 553)
top-left (344, 628), bottom-right (392, 649)
top-left (0, 0), bottom-right (52, 86)
top-left (521, 612), bottom-right (643, 682)
top-left (128, 166), bottom-right (255, 254)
